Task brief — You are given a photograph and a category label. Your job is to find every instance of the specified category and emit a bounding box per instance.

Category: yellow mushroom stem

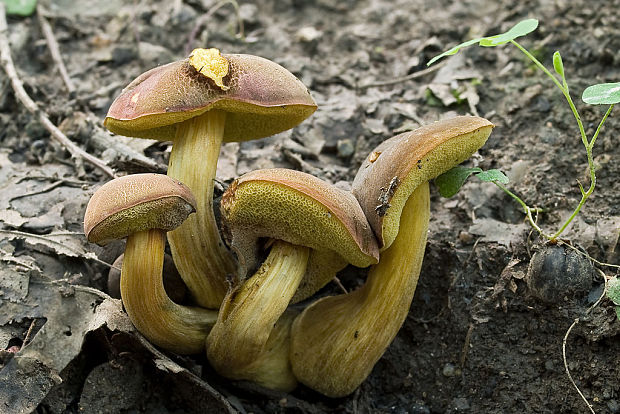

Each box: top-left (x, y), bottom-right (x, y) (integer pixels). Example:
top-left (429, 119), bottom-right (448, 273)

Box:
top-left (121, 228), bottom-right (217, 354)
top-left (167, 109), bottom-right (236, 309)
top-left (207, 240), bottom-right (309, 390)
top-left (234, 309), bottom-right (299, 391)
top-left (290, 182), bottom-right (430, 397)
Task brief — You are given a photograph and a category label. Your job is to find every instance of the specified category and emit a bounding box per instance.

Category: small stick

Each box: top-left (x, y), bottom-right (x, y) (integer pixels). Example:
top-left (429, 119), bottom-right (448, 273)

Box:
top-left (459, 322), bottom-right (474, 368)
top-left (9, 178), bottom-right (87, 202)
top-left (0, 4), bottom-right (115, 178)
top-left (357, 60), bottom-right (447, 90)
top-left (36, 5), bottom-right (75, 93)
top-left (23, 319), bottom-right (37, 346)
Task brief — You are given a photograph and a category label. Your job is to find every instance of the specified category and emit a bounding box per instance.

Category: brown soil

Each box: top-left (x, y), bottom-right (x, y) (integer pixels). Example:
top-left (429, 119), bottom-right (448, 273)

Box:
top-left (1, 0), bottom-right (619, 413)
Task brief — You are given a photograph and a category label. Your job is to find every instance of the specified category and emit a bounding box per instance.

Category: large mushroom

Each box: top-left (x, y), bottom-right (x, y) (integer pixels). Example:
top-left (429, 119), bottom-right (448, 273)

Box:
top-left (84, 173), bottom-right (217, 354)
top-left (206, 168), bottom-right (379, 390)
top-left (290, 116), bottom-right (494, 397)
top-left (104, 48), bottom-right (317, 309)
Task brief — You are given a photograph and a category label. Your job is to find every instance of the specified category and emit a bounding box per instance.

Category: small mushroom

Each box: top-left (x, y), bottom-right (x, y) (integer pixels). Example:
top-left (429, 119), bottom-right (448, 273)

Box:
top-left (104, 48), bottom-right (317, 309)
top-left (290, 116), bottom-right (494, 397)
top-left (84, 174), bottom-right (216, 354)
top-left (206, 168), bottom-right (379, 390)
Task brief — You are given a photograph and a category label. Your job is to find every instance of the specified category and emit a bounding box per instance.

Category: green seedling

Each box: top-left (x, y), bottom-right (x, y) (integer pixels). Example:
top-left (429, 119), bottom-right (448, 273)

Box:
top-left (429, 19), bottom-right (619, 242)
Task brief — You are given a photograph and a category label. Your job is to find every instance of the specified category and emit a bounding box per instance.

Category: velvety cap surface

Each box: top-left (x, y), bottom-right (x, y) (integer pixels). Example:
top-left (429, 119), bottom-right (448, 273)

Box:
top-left (352, 116), bottom-right (494, 248)
top-left (104, 51), bottom-right (317, 142)
top-left (84, 174), bottom-right (197, 245)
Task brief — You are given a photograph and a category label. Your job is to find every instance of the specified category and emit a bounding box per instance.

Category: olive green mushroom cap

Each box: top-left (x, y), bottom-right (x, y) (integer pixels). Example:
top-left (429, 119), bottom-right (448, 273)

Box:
top-left (104, 48), bottom-right (317, 142)
top-left (84, 174), bottom-right (197, 245)
top-left (221, 168), bottom-right (379, 276)
top-left (352, 116), bottom-right (494, 249)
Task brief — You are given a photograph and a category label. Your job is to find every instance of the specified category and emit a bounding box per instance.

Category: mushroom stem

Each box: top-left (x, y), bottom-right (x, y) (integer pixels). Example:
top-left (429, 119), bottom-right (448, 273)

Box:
top-left (231, 309), bottom-right (299, 392)
top-left (121, 228), bottom-right (217, 354)
top-left (290, 182), bottom-right (430, 397)
top-left (167, 109), bottom-right (236, 309)
top-left (207, 240), bottom-right (309, 386)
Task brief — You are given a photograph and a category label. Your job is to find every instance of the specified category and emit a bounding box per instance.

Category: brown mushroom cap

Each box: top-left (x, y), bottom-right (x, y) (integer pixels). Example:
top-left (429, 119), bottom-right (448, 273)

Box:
top-left (352, 116), bottom-right (494, 249)
top-left (221, 168), bottom-right (379, 275)
top-left (84, 174), bottom-right (196, 245)
top-left (104, 50), bottom-right (317, 142)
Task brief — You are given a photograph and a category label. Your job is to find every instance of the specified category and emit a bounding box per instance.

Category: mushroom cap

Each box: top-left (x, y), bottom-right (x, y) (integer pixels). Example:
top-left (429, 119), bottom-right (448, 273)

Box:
top-left (84, 174), bottom-right (197, 245)
top-left (104, 49), bottom-right (317, 142)
top-left (221, 168), bottom-right (379, 276)
top-left (352, 116), bottom-right (494, 249)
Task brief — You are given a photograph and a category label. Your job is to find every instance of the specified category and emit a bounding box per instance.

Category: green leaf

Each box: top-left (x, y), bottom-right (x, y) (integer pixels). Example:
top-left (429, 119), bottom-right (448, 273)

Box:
top-left (582, 82), bottom-right (620, 105)
top-left (479, 19), bottom-right (539, 47)
top-left (607, 277), bottom-right (620, 306)
top-left (1, 0), bottom-right (37, 16)
top-left (553, 51), bottom-right (564, 78)
top-left (427, 19), bottom-right (539, 66)
top-left (476, 169), bottom-right (509, 184)
top-left (435, 166), bottom-right (482, 198)
top-left (427, 38), bottom-right (483, 66)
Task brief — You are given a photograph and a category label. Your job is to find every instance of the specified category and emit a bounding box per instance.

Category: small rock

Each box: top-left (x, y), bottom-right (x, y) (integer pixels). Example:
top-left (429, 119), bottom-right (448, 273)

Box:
top-left (336, 139), bottom-right (355, 159)
top-left (452, 397), bottom-right (470, 411)
top-left (442, 363), bottom-right (459, 377)
top-left (296, 26), bottom-right (323, 43)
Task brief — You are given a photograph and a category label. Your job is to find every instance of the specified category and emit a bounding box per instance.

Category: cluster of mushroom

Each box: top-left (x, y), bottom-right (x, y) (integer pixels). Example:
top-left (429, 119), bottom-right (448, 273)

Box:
top-left (84, 48), bottom-right (494, 397)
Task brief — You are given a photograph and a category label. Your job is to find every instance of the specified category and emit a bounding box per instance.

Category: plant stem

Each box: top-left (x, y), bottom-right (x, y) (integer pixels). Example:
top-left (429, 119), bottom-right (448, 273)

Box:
top-left (494, 182), bottom-right (550, 239)
top-left (508, 41), bottom-right (615, 241)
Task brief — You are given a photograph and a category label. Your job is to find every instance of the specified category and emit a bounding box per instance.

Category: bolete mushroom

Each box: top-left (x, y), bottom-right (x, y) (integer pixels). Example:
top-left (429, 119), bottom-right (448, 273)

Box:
top-left (290, 116), bottom-right (494, 397)
top-left (84, 173), bottom-right (216, 354)
top-left (206, 168), bottom-right (379, 390)
top-left (104, 48), bottom-right (317, 309)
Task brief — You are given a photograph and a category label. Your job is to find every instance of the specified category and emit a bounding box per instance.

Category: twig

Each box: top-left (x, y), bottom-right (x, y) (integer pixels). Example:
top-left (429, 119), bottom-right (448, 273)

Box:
top-left (184, 0), bottom-right (244, 55)
top-left (357, 60), bottom-right (447, 90)
top-left (9, 178), bottom-right (87, 202)
top-left (459, 322), bottom-right (474, 368)
top-left (0, 229), bottom-right (114, 268)
top-left (23, 319), bottom-right (37, 346)
top-left (0, 4), bottom-right (116, 178)
top-left (36, 5), bottom-right (75, 93)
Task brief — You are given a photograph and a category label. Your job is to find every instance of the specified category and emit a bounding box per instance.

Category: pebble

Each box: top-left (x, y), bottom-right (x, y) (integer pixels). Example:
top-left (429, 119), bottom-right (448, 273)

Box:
top-left (336, 139), bottom-right (355, 158)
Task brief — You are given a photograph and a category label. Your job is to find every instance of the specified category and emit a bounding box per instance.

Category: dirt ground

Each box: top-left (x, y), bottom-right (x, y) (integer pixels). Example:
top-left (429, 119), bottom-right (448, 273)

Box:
top-left (1, 0), bottom-right (619, 412)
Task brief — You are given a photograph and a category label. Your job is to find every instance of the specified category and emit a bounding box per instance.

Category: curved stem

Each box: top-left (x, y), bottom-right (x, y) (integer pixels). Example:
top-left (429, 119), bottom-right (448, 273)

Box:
top-left (121, 229), bottom-right (217, 354)
top-left (167, 110), bottom-right (236, 309)
top-left (290, 182), bottom-right (430, 397)
top-left (207, 240), bottom-right (308, 390)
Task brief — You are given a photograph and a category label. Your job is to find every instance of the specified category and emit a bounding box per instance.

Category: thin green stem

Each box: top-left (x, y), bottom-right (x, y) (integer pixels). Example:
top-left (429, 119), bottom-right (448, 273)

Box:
top-left (589, 104), bottom-right (614, 149)
top-left (511, 40), bottom-right (589, 149)
top-left (509, 41), bottom-right (617, 241)
top-left (549, 105), bottom-right (614, 240)
top-left (494, 182), bottom-right (551, 239)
